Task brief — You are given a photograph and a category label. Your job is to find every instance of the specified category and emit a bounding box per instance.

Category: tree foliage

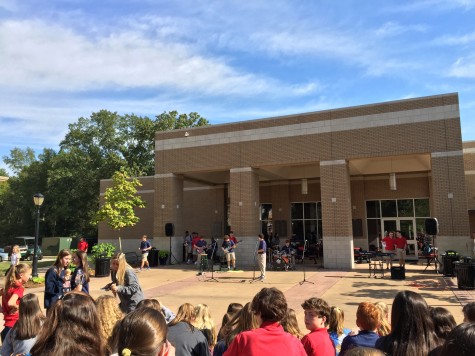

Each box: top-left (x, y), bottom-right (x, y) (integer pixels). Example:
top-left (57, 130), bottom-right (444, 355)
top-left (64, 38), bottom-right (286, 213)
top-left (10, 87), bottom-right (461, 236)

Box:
top-left (0, 110), bottom-right (209, 242)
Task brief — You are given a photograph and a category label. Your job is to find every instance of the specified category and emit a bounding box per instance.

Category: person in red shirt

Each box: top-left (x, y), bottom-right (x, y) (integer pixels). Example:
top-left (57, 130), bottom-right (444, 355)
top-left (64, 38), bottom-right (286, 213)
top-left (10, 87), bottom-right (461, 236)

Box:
top-left (394, 231), bottom-right (408, 268)
top-left (224, 287), bottom-right (307, 356)
top-left (191, 232), bottom-right (201, 264)
top-left (77, 237), bottom-right (88, 252)
top-left (381, 232), bottom-right (395, 269)
top-left (301, 297), bottom-right (336, 356)
top-left (1, 263), bottom-right (32, 341)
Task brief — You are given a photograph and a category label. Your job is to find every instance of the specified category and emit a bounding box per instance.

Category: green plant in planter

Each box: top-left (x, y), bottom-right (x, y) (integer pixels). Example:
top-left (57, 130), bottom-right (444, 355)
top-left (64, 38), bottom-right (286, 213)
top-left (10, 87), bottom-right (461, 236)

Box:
top-left (158, 250), bottom-right (169, 259)
top-left (91, 243), bottom-right (116, 261)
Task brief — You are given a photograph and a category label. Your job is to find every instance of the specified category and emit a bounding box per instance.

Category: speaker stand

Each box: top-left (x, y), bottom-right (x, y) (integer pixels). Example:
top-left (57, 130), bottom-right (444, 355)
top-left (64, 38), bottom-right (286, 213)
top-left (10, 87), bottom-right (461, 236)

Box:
top-left (204, 239), bottom-right (219, 282)
top-left (168, 235), bottom-right (179, 265)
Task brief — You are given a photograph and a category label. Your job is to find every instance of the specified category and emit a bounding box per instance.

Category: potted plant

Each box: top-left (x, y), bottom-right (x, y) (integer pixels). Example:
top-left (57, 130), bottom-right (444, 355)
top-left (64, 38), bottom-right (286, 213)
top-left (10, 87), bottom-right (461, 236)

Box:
top-left (91, 243), bottom-right (116, 277)
top-left (158, 250), bottom-right (169, 265)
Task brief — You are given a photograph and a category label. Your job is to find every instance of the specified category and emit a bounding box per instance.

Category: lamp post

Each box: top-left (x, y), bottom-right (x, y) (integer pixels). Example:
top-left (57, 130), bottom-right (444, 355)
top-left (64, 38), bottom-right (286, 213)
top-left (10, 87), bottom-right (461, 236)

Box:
top-left (33, 193), bottom-right (44, 278)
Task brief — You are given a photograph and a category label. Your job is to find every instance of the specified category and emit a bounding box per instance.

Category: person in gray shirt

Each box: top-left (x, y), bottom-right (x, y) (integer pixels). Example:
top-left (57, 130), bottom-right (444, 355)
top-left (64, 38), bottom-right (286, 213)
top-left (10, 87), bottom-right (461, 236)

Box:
top-left (109, 252), bottom-right (144, 313)
top-left (168, 303), bottom-right (211, 356)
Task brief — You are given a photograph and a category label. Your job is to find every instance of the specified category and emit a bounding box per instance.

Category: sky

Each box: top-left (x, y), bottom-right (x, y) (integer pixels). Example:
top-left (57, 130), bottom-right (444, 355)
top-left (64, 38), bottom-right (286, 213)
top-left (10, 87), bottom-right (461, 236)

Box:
top-left (1, 0), bottom-right (475, 174)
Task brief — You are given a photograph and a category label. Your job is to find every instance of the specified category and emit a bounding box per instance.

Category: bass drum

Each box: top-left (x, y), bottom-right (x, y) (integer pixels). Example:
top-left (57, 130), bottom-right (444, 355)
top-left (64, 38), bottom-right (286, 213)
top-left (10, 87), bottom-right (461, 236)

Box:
top-left (272, 254), bottom-right (286, 270)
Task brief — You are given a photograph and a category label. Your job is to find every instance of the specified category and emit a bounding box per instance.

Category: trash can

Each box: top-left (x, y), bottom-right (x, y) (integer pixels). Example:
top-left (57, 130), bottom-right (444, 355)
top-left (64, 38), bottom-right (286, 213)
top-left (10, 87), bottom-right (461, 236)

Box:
top-left (441, 250), bottom-right (459, 276)
top-left (148, 248), bottom-right (159, 267)
top-left (95, 257), bottom-right (111, 277)
top-left (454, 258), bottom-right (475, 290)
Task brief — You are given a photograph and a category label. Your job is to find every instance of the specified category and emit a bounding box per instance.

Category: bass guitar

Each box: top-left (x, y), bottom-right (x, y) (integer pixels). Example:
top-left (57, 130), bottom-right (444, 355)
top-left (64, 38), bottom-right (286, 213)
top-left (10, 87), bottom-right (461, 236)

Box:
top-left (223, 240), bottom-right (243, 253)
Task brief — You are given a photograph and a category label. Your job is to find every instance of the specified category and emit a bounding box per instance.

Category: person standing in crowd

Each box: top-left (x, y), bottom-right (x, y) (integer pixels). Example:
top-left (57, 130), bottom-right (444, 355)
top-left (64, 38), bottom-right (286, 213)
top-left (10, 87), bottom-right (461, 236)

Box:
top-left (5, 245), bottom-right (20, 276)
top-left (44, 249), bottom-right (71, 311)
top-left (394, 231), bottom-right (407, 268)
top-left (300, 297), bottom-right (335, 356)
top-left (137, 298), bottom-right (176, 324)
top-left (30, 292), bottom-right (105, 356)
top-left (184, 230), bottom-right (193, 264)
top-left (222, 235), bottom-right (236, 271)
top-left (77, 236), bottom-right (88, 252)
top-left (139, 234), bottom-right (152, 271)
top-left (229, 231), bottom-right (238, 244)
top-left (1, 264), bottom-right (32, 341)
top-left (439, 322), bottom-right (475, 356)
top-left (109, 252), bottom-right (144, 313)
top-left (381, 232), bottom-right (395, 269)
top-left (375, 290), bottom-right (440, 356)
top-left (95, 295), bottom-right (124, 355)
top-left (223, 287), bottom-right (306, 356)
top-left (71, 250), bottom-right (90, 294)
top-left (462, 302), bottom-right (475, 322)
top-left (0, 293), bottom-right (45, 356)
top-left (257, 234), bottom-right (267, 281)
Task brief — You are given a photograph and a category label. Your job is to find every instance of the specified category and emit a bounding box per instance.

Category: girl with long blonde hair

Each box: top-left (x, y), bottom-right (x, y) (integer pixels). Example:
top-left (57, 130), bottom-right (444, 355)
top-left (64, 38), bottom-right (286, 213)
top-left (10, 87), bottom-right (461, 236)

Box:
top-left (96, 295), bottom-right (124, 354)
top-left (328, 306), bottom-right (352, 355)
top-left (109, 252), bottom-right (144, 313)
top-left (192, 303), bottom-right (217, 350)
top-left (374, 301), bottom-right (391, 336)
top-left (281, 308), bottom-right (304, 339)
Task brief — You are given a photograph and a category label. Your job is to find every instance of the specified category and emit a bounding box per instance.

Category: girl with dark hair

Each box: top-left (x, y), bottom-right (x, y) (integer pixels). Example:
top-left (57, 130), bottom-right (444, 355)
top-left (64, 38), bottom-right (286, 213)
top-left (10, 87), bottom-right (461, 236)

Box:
top-left (1, 263), bottom-right (32, 341)
top-left (116, 307), bottom-right (175, 356)
top-left (168, 303), bottom-right (210, 356)
top-left (44, 249), bottom-right (71, 310)
top-left (1, 293), bottom-right (45, 355)
top-left (30, 291), bottom-right (105, 356)
top-left (375, 290), bottom-right (440, 356)
top-left (72, 249), bottom-right (90, 293)
top-left (429, 307), bottom-right (456, 340)
top-left (216, 303), bottom-right (243, 342)
top-left (109, 252), bottom-right (144, 313)
top-left (439, 322), bottom-right (475, 356)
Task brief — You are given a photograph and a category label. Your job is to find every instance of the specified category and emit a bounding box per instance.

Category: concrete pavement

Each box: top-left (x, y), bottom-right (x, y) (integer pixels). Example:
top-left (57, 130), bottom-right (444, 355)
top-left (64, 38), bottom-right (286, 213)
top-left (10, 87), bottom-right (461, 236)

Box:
top-left (5, 258), bottom-right (474, 333)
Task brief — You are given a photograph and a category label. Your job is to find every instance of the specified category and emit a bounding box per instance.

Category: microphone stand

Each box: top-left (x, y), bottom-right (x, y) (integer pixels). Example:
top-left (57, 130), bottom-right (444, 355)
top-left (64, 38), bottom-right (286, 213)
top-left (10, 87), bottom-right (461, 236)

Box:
top-left (299, 240), bottom-right (314, 285)
top-left (249, 238), bottom-right (261, 283)
top-left (205, 239), bottom-right (219, 282)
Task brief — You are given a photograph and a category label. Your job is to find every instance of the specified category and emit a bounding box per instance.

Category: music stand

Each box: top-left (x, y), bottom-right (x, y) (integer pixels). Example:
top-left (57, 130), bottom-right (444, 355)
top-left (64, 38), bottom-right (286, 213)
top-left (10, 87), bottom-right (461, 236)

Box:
top-left (204, 238), bottom-right (219, 282)
top-left (299, 240), bottom-right (314, 285)
top-left (167, 234), bottom-right (179, 265)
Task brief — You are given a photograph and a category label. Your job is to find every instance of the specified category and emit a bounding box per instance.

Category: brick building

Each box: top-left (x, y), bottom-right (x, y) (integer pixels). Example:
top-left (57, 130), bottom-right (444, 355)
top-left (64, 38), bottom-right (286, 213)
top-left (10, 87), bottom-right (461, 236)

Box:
top-left (99, 93), bottom-right (475, 269)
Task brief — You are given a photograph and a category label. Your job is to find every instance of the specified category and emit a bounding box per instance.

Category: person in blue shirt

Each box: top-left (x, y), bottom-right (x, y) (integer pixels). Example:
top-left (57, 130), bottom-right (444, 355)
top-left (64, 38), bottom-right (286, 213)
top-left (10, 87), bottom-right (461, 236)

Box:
top-left (257, 234), bottom-right (267, 281)
top-left (222, 235), bottom-right (236, 271)
top-left (340, 302), bottom-right (381, 355)
top-left (71, 250), bottom-right (90, 294)
top-left (139, 234), bottom-right (152, 271)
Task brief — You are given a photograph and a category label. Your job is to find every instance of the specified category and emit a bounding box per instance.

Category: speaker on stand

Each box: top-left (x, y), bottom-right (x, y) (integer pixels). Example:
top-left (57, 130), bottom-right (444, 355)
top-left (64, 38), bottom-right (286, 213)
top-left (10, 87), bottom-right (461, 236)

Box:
top-left (165, 223), bottom-right (178, 265)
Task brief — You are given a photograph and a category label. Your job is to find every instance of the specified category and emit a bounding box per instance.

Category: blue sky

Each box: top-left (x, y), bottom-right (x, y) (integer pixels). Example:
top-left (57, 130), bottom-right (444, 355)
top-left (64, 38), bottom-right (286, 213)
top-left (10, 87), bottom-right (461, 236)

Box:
top-left (1, 0), bottom-right (475, 173)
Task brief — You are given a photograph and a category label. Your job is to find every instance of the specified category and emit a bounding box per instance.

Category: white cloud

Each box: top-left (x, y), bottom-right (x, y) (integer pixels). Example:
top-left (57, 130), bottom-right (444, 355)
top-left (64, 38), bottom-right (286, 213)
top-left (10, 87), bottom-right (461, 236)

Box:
top-left (435, 31), bottom-right (475, 45)
top-left (0, 19), bottom-right (315, 98)
top-left (449, 56), bottom-right (475, 78)
top-left (375, 22), bottom-right (427, 37)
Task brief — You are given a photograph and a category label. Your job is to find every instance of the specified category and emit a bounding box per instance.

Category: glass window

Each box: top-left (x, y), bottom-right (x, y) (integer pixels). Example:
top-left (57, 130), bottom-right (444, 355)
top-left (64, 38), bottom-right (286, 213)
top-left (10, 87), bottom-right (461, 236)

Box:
top-left (397, 199), bottom-right (414, 217)
top-left (317, 202), bottom-right (322, 219)
top-left (260, 204), bottom-right (272, 221)
top-left (381, 200), bottom-right (397, 217)
top-left (292, 220), bottom-right (304, 242)
top-left (304, 202), bottom-right (317, 219)
top-left (366, 201), bottom-right (380, 218)
top-left (415, 199), bottom-right (430, 217)
top-left (291, 203), bottom-right (303, 220)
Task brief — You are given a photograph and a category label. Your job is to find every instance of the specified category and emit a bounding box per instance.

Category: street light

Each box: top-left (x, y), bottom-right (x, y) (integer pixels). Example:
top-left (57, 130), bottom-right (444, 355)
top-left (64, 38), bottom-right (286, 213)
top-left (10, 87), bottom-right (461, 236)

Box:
top-left (32, 193), bottom-right (44, 278)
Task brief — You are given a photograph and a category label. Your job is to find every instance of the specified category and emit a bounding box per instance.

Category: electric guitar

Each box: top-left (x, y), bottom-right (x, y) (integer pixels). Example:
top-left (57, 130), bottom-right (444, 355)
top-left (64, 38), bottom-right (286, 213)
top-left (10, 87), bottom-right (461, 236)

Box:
top-left (196, 245), bottom-right (208, 254)
top-left (223, 240), bottom-right (243, 253)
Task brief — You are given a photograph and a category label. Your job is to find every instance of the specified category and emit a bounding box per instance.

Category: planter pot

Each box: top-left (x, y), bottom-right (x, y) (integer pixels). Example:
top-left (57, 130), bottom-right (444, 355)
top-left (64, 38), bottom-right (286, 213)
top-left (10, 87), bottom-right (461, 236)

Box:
top-left (95, 257), bottom-right (111, 277)
top-left (159, 256), bottom-right (168, 265)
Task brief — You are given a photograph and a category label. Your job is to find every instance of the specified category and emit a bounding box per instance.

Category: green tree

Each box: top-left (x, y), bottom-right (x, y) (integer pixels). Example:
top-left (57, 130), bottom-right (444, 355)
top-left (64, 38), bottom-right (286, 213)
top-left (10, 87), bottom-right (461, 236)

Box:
top-left (2, 147), bottom-right (36, 175)
top-left (93, 168), bottom-right (146, 251)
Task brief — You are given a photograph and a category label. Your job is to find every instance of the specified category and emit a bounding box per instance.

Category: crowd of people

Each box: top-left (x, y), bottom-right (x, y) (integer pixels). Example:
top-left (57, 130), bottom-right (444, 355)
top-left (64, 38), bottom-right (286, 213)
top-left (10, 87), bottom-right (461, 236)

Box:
top-left (1, 240), bottom-right (475, 356)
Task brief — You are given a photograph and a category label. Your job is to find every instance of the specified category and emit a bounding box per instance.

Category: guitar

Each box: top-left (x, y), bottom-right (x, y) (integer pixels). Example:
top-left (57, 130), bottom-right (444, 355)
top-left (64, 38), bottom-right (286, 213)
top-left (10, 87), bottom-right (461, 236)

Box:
top-left (196, 245), bottom-right (207, 254)
top-left (223, 240), bottom-right (243, 253)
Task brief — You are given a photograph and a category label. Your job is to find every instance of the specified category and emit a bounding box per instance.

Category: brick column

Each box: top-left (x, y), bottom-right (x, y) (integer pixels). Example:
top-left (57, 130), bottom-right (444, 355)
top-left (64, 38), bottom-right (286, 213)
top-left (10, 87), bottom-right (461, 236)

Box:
top-left (154, 174), bottom-right (184, 258)
top-left (229, 168), bottom-right (260, 266)
top-left (430, 152), bottom-right (471, 255)
top-left (320, 160), bottom-right (354, 269)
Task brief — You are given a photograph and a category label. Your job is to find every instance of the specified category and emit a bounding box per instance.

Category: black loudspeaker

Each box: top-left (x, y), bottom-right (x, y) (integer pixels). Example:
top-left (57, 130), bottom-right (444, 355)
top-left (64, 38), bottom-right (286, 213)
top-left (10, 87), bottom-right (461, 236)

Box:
top-left (391, 266), bottom-right (405, 280)
top-left (165, 223), bottom-right (174, 237)
top-left (425, 218), bottom-right (439, 235)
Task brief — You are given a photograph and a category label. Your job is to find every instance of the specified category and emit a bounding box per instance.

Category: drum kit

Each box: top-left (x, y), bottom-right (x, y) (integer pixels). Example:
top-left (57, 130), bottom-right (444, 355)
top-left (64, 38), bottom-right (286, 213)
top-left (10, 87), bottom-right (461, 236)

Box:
top-left (271, 248), bottom-right (296, 271)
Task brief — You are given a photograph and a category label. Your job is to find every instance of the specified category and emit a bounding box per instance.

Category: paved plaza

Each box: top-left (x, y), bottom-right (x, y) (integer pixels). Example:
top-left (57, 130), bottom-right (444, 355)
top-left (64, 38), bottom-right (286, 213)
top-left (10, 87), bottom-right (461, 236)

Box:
top-left (7, 258), bottom-right (473, 332)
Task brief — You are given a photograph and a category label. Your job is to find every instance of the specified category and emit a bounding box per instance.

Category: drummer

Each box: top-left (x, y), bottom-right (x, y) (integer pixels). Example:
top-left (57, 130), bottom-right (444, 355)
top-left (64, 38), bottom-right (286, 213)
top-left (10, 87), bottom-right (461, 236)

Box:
top-left (281, 240), bottom-right (295, 265)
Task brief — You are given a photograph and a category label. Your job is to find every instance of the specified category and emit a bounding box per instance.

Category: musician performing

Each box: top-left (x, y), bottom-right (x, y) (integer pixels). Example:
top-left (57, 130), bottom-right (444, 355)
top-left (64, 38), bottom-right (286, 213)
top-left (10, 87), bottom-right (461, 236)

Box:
top-left (194, 236), bottom-right (208, 275)
top-left (222, 235), bottom-right (237, 271)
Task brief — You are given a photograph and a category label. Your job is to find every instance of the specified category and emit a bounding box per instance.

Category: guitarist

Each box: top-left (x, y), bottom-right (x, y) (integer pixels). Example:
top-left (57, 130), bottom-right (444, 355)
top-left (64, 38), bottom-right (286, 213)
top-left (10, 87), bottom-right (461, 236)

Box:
top-left (194, 236), bottom-right (208, 275)
top-left (222, 235), bottom-right (237, 271)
